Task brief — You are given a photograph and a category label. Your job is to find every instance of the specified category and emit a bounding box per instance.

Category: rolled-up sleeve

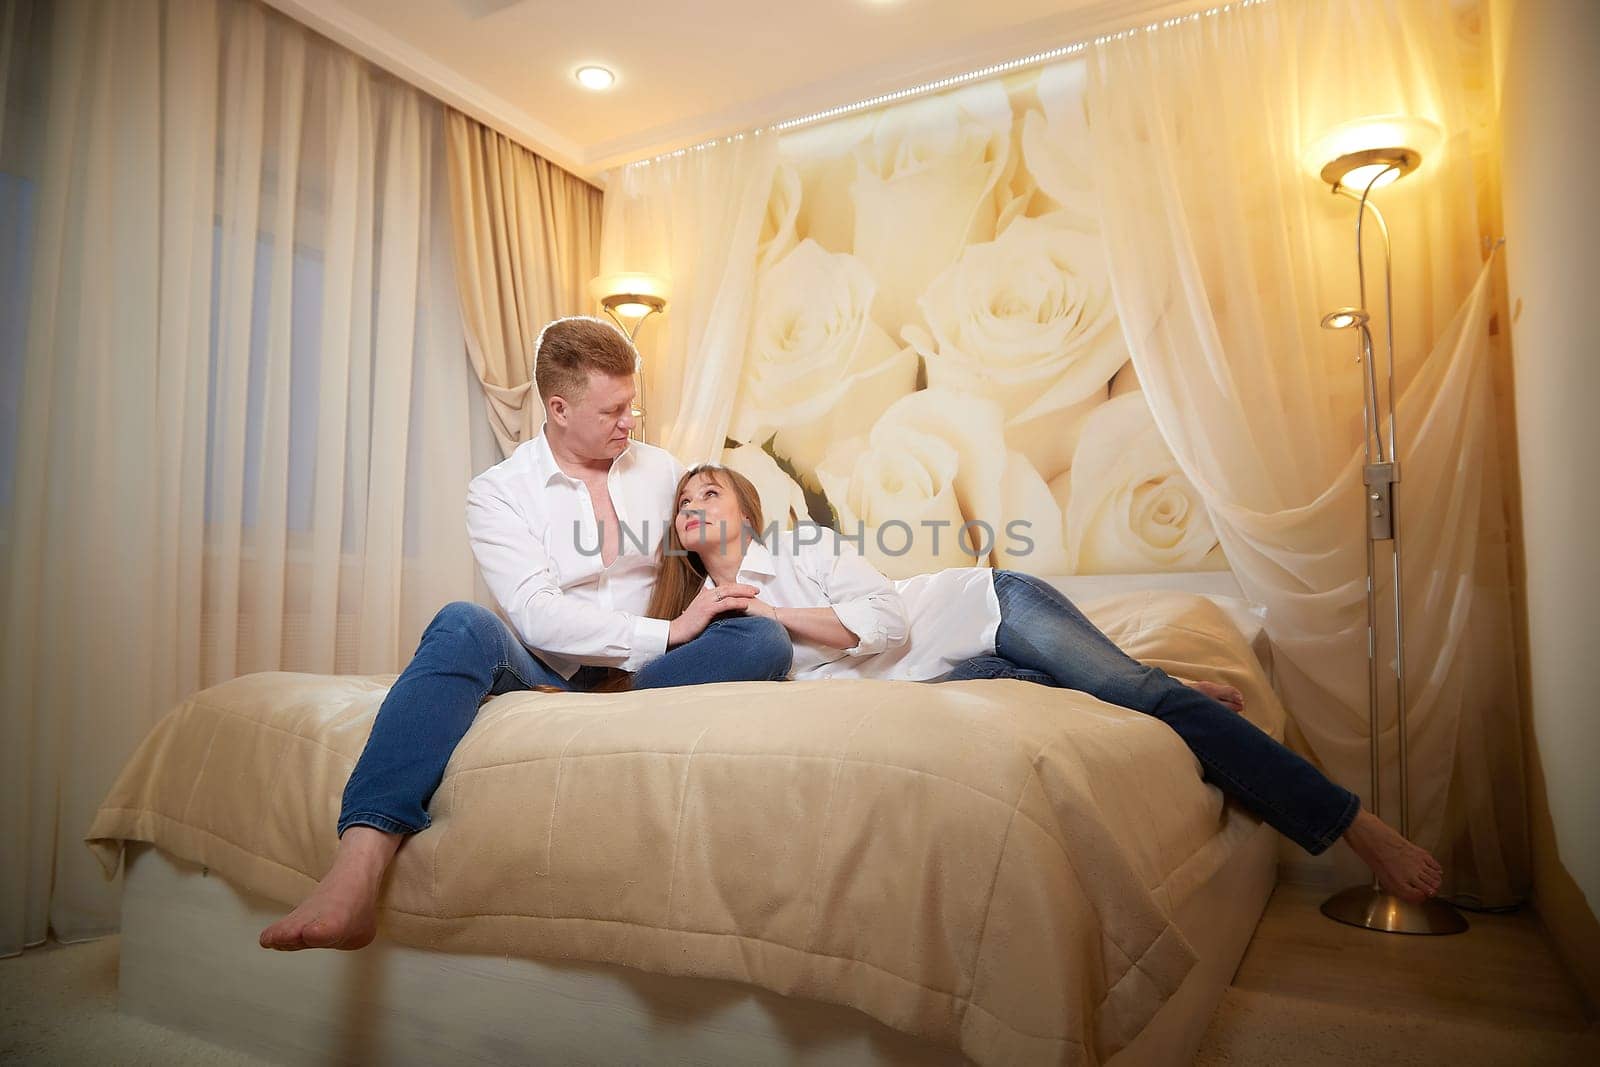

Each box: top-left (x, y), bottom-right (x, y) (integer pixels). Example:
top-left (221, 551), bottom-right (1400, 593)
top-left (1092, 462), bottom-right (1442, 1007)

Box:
top-left (809, 532), bottom-right (908, 657)
top-left (466, 482), bottom-right (668, 673)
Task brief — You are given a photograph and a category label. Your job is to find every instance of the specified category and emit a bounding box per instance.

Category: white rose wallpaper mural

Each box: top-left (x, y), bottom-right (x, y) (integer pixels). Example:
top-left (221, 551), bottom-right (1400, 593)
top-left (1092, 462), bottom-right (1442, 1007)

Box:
top-left (720, 59), bottom-right (1226, 579)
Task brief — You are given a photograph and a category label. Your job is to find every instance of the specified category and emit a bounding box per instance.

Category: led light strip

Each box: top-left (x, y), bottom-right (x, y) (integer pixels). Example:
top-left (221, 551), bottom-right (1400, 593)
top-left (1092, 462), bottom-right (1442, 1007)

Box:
top-left (626, 0), bottom-right (1271, 170)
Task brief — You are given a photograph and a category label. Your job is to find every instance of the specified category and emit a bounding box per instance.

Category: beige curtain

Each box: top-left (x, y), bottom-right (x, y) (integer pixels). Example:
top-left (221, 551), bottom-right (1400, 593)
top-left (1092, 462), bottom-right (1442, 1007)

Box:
top-left (1085, 0), bottom-right (1527, 904)
top-left (445, 112), bottom-right (603, 457)
top-left (599, 134), bottom-right (778, 460)
top-left (0, 0), bottom-right (497, 957)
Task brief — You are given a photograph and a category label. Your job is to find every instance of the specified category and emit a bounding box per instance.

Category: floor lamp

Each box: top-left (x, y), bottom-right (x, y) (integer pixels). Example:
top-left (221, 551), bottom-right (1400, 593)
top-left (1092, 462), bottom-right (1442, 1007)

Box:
top-left (1314, 133), bottom-right (1467, 936)
top-left (591, 272), bottom-right (669, 441)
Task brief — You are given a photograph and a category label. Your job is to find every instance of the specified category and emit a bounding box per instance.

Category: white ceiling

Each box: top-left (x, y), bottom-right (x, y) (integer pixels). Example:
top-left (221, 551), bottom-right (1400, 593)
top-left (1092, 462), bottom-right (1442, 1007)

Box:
top-left (264, 0), bottom-right (1212, 185)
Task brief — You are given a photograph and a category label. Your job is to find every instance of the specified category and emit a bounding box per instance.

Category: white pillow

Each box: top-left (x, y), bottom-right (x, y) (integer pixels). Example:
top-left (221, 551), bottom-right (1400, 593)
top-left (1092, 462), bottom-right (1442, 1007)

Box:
top-left (1039, 574), bottom-right (1273, 677)
top-left (1198, 594), bottom-right (1273, 678)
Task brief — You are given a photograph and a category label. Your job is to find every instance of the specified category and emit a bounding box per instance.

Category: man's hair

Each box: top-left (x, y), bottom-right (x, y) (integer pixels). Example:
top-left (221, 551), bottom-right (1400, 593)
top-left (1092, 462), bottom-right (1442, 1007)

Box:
top-left (533, 316), bottom-right (637, 406)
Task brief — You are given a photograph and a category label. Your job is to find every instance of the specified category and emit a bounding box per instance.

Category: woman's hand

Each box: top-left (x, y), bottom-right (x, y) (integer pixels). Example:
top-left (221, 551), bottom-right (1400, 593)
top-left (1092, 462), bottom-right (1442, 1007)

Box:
top-left (668, 582), bottom-right (761, 647)
top-left (742, 597), bottom-right (778, 621)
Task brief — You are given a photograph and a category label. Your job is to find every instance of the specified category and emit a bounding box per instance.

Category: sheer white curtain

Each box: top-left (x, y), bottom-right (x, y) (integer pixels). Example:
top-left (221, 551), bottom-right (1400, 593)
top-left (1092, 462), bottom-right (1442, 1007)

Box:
top-left (0, 0), bottom-right (496, 956)
top-left (599, 134), bottom-right (778, 461)
top-left (1085, 0), bottom-right (1526, 903)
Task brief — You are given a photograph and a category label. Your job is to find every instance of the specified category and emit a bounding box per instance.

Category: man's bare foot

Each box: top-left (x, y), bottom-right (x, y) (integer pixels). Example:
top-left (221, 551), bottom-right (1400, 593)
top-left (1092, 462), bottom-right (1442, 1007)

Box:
top-left (1342, 808), bottom-right (1444, 903)
top-left (258, 827), bottom-right (402, 951)
top-left (1185, 678), bottom-right (1245, 714)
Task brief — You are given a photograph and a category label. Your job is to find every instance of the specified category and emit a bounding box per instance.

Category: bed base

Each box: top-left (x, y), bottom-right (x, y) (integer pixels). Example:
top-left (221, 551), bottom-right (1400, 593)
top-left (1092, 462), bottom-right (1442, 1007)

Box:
top-left (117, 824), bottom-right (1276, 1065)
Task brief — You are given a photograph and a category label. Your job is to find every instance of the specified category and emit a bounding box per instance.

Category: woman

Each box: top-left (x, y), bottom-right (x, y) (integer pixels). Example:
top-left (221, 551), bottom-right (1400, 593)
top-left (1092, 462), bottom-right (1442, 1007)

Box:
top-left (646, 464), bottom-right (1444, 904)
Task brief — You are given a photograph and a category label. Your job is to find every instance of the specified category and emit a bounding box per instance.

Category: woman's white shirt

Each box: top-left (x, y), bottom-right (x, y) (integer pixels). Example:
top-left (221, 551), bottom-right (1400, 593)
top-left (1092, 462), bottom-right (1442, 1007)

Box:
top-left (706, 526), bottom-right (1000, 682)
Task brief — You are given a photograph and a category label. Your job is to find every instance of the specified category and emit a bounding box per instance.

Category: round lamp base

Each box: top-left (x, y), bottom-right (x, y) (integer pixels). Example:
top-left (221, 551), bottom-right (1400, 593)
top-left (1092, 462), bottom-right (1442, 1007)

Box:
top-left (1320, 884), bottom-right (1469, 935)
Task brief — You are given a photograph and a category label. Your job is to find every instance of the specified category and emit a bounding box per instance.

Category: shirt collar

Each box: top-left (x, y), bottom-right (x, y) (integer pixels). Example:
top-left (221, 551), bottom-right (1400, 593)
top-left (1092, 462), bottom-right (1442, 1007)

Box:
top-left (701, 535), bottom-right (779, 588)
top-left (529, 427), bottom-right (634, 488)
top-left (740, 537), bottom-right (778, 578)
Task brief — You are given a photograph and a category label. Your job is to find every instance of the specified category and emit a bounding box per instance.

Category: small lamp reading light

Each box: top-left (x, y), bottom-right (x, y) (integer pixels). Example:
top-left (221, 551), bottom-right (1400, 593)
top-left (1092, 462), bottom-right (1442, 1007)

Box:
top-left (590, 272), bottom-right (670, 438)
top-left (1320, 307), bottom-right (1369, 331)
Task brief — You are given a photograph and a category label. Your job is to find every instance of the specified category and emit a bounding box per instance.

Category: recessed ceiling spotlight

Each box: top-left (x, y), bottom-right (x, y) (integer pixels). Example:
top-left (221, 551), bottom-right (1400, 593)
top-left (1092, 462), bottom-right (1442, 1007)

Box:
top-left (575, 65), bottom-right (615, 91)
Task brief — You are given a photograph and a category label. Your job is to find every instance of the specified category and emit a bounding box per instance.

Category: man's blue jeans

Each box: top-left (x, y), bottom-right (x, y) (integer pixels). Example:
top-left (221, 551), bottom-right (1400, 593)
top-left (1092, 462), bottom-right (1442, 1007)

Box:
top-left (940, 570), bottom-right (1360, 856)
top-left (337, 602), bottom-right (793, 838)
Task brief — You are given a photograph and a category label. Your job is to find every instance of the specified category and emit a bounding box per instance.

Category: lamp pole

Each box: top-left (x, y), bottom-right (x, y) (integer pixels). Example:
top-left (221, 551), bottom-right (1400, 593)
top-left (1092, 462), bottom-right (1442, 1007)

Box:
top-left (1316, 154), bottom-right (1467, 936)
top-left (599, 296), bottom-right (665, 442)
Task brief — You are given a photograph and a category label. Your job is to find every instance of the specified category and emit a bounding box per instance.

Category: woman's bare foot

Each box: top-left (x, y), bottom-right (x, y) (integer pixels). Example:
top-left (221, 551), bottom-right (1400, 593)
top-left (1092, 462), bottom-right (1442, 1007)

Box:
top-left (258, 827), bottom-right (401, 951)
top-left (1342, 808), bottom-right (1444, 903)
top-left (1185, 678), bottom-right (1245, 714)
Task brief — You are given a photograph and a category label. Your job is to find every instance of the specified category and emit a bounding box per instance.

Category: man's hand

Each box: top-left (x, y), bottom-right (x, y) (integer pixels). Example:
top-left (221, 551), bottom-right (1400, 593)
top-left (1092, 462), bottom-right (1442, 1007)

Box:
top-left (668, 583), bottom-right (761, 647)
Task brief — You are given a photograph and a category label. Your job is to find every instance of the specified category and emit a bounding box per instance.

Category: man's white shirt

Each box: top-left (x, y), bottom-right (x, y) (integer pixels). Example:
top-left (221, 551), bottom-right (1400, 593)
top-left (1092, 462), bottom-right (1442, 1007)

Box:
top-left (465, 430), bottom-right (684, 679)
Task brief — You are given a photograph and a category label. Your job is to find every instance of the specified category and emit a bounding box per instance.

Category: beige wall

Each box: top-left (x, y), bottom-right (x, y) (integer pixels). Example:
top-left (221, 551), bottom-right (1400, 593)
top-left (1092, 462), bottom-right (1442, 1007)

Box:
top-left (1500, 0), bottom-right (1600, 1010)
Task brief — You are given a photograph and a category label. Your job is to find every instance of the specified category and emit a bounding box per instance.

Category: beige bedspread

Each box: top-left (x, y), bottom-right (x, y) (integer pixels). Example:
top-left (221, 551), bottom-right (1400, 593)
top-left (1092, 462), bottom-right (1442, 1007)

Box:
top-left (87, 590), bottom-right (1284, 1066)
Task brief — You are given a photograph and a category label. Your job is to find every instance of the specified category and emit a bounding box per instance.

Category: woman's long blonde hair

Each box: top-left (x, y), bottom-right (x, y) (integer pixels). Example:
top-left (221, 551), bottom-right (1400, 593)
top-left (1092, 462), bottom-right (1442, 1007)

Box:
top-left (645, 464), bottom-right (765, 622)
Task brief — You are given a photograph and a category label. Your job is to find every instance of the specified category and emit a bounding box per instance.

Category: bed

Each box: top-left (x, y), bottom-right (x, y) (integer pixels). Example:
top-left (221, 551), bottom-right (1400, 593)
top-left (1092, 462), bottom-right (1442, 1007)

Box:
top-left (87, 577), bottom-right (1282, 1066)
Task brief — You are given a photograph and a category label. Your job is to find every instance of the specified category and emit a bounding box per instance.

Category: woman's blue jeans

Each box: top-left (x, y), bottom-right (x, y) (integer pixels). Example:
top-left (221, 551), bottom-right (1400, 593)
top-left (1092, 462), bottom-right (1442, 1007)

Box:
top-left (337, 602), bottom-right (793, 838)
top-left (940, 571), bottom-right (1360, 855)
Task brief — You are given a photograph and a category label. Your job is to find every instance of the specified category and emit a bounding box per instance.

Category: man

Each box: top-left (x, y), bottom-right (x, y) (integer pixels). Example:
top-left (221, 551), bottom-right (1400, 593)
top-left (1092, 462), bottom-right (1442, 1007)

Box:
top-left (259, 317), bottom-right (793, 951)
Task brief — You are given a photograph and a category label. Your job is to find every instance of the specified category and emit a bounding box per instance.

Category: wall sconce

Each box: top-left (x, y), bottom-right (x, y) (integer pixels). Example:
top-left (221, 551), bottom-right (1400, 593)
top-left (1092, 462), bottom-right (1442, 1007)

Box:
top-left (590, 272), bottom-right (669, 438)
top-left (1309, 115), bottom-right (1467, 937)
